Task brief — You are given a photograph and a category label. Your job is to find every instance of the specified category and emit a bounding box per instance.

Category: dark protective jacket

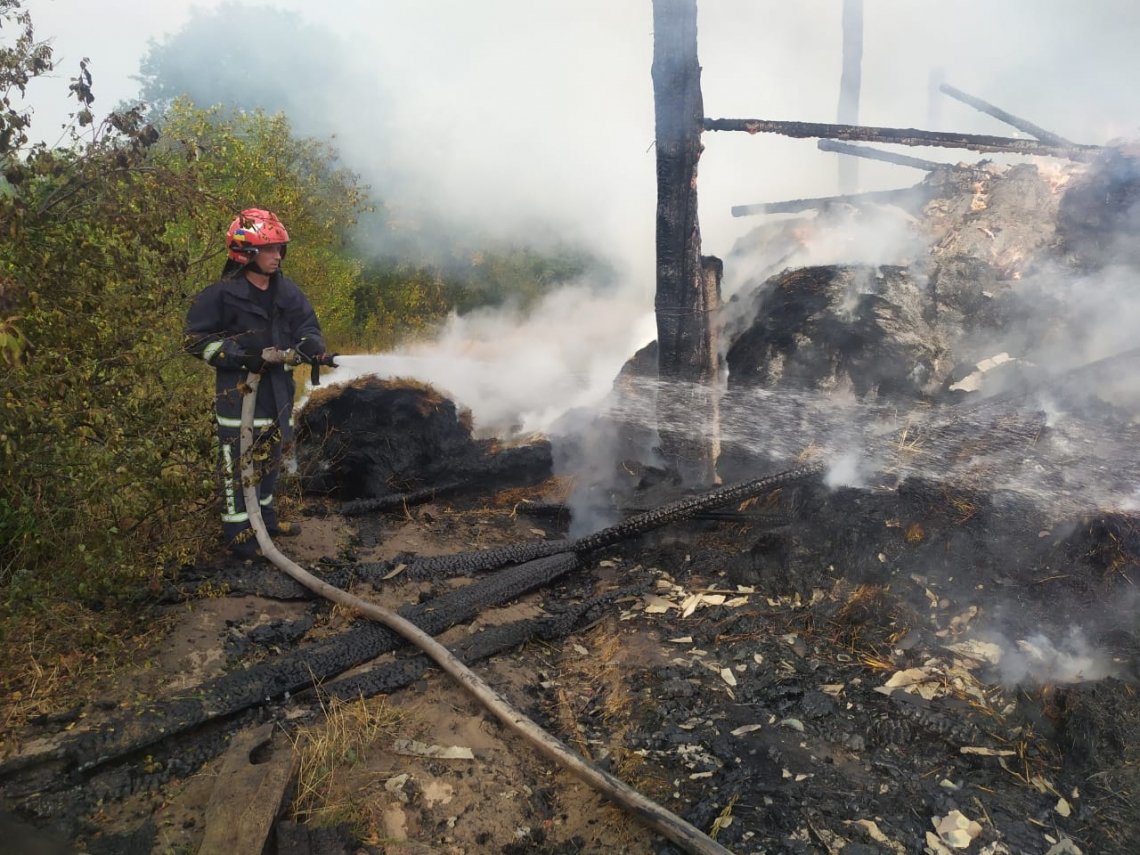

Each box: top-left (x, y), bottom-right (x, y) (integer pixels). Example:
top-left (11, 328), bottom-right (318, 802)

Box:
top-left (185, 272), bottom-right (325, 443)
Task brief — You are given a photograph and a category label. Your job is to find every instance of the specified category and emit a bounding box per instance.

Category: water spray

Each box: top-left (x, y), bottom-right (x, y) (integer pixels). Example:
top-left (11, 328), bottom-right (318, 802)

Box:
top-left (239, 348), bottom-right (736, 855)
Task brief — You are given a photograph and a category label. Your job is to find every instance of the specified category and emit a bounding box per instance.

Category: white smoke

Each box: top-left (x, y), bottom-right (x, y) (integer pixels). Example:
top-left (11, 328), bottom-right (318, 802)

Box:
top-left (825, 450), bottom-right (869, 489)
top-left (318, 282), bottom-right (656, 436)
top-left (21, 1), bottom-right (1140, 452)
top-left (992, 627), bottom-right (1123, 687)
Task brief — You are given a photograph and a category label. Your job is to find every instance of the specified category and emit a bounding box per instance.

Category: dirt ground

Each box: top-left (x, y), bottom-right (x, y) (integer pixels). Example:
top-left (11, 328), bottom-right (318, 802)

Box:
top-left (4, 466), bottom-right (1140, 855)
top-left (90, 499), bottom-right (665, 855)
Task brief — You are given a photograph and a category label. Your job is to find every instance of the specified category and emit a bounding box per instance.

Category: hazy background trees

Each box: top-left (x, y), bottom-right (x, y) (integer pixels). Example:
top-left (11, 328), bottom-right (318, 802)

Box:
top-left (0, 0), bottom-right (599, 610)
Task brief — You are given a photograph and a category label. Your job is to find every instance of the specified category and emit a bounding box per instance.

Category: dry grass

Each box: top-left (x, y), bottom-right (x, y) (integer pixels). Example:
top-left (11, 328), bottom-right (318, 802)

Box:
top-left (894, 420), bottom-right (927, 460)
top-left (943, 490), bottom-right (979, 524)
top-left (0, 605), bottom-right (173, 738)
top-left (829, 583), bottom-right (912, 656)
top-left (493, 476), bottom-right (576, 515)
top-left (288, 693), bottom-right (410, 831)
top-left (551, 620), bottom-right (665, 798)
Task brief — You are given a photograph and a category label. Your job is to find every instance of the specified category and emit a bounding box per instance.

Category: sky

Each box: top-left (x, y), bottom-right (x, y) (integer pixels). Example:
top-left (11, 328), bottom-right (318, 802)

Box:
top-left (25, 1), bottom-right (1140, 271)
top-left (18, 0), bottom-right (1140, 434)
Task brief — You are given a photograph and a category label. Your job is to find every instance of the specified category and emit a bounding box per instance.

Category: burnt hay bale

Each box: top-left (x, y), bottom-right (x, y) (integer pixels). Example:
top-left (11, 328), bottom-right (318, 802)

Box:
top-left (1058, 146), bottom-right (1140, 270)
top-left (724, 265), bottom-right (947, 401)
top-left (294, 376), bottom-right (551, 500)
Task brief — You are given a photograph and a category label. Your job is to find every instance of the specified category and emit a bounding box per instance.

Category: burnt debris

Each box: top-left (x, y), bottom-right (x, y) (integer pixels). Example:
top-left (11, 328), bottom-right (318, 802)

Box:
top-left (295, 376), bottom-right (553, 501)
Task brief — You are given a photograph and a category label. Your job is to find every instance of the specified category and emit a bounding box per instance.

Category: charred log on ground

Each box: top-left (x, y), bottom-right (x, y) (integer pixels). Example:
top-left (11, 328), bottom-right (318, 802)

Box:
top-left (9, 567), bottom-right (644, 835)
top-left (386, 461), bottom-right (825, 580)
top-left (311, 580), bottom-right (647, 703)
top-left (0, 553), bottom-right (580, 790)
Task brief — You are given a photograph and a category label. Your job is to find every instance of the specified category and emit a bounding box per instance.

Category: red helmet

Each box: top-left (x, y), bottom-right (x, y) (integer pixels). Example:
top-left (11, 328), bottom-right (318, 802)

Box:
top-left (226, 208), bottom-right (290, 263)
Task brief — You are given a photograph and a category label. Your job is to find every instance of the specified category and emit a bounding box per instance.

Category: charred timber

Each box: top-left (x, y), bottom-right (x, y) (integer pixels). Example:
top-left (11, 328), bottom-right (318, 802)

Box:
top-left (390, 461), bottom-right (825, 580)
top-left (0, 553), bottom-right (579, 783)
top-left (571, 460), bottom-right (822, 553)
top-left (938, 82), bottom-right (1074, 148)
top-left (337, 481), bottom-right (467, 516)
top-left (13, 577), bottom-right (636, 824)
top-left (817, 139), bottom-right (951, 172)
top-left (159, 561), bottom-right (356, 602)
top-left (315, 581), bottom-right (646, 702)
top-left (703, 118), bottom-right (1100, 161)
top-left (394, 539), bottom-right (573, 581)
top-left (652, 0), bottom-right (720, 486)
top-left (732, 186), bottom-right (930, 218)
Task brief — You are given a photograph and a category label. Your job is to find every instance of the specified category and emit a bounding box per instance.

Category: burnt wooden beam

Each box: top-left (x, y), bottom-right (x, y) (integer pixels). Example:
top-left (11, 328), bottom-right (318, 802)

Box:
top-left (652, 0), bottom-right (719, 486)
top-left (817, 139), bottom-right (951, 172)
top-left (199, 724), bottom-right (297, 855)
top-left (732, 185), bottom-right (931, 218)
top-left (938, 82), bottom-right (1074, 147)
top-left (703, 117), bottom-right (1100, 161)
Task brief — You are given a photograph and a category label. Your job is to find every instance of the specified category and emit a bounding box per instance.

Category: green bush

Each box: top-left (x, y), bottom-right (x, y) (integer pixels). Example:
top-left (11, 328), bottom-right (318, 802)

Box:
top-left (0, 1), bottom-right (605, 612)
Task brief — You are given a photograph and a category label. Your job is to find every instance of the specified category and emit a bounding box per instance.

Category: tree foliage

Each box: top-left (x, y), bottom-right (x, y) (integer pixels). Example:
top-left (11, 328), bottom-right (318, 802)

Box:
top-left (152, 99), bottom-right (372, 345)
top-left (0, 0), bottom-right (605, 614)
top-left (0, 5), bottom-right (378, 603)
top-left (0, 88), bottom-right (212, 598)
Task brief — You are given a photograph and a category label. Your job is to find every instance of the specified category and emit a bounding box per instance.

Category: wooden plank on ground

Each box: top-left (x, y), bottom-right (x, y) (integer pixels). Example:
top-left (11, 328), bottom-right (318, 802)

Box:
top-left (198, 723), bottom-right (299, 855)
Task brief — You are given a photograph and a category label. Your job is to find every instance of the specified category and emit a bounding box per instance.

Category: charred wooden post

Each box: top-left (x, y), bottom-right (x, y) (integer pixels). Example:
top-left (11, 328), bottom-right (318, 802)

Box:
top-left (703, 117), bottom-right (1100, 161)
top-left (652, 0), bottom-right (720, 485)
top-left (817, 139), bottom-right (949, 172)
top-left (670, 255), bottom-right (721, 481)
top-left (938, 82), bottom-right (1074, 147)
top-left (837, 0), bottom-right (864, 193)
top-left (732, 185), bottom-right (931, 218)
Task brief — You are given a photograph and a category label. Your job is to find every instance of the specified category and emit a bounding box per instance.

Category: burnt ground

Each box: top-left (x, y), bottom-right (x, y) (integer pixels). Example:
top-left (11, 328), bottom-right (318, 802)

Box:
top-left (5, 154), bottom-right (1140, 854)
top-left (1, 455), bottom-right (1138, 855)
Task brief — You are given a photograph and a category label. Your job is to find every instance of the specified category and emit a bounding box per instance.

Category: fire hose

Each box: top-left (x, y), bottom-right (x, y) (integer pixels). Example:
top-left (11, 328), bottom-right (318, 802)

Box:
top-left (240, 347), bottom-right (735, 855)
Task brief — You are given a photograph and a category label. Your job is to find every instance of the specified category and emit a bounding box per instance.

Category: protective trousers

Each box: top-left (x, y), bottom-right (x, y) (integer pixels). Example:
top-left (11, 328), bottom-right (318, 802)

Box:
top-left (217, 420), bottom-right (282, 554)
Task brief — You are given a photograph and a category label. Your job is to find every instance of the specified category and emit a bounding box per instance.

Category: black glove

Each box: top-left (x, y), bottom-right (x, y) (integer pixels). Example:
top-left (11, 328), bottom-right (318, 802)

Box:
top-left (296, 338), bottom-right (322, 361)
top-left (238, 352), bottom-right (266, 373)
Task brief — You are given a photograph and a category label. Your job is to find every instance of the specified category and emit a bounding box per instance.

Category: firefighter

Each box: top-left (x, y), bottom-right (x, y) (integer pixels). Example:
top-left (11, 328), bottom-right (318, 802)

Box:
top-left (185, 208), bottom-right (329, 560)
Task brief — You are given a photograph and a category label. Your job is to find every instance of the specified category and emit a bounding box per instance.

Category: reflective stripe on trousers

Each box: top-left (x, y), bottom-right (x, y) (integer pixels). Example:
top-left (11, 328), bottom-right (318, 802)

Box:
top-left (217, 425), bottom-right (282, 546)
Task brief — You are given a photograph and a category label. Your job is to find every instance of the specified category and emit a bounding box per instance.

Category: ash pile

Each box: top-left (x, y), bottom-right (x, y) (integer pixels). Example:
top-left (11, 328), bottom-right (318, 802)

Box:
top-left (286, 146), bottom-right (1140, 853)
top-left (575, 146), bottom-right (1140, 854)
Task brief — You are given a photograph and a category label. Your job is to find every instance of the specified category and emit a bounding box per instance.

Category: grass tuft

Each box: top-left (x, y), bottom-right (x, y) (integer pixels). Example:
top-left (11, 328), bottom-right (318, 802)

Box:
top-left (288, 692), bottom-right (409, 831)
